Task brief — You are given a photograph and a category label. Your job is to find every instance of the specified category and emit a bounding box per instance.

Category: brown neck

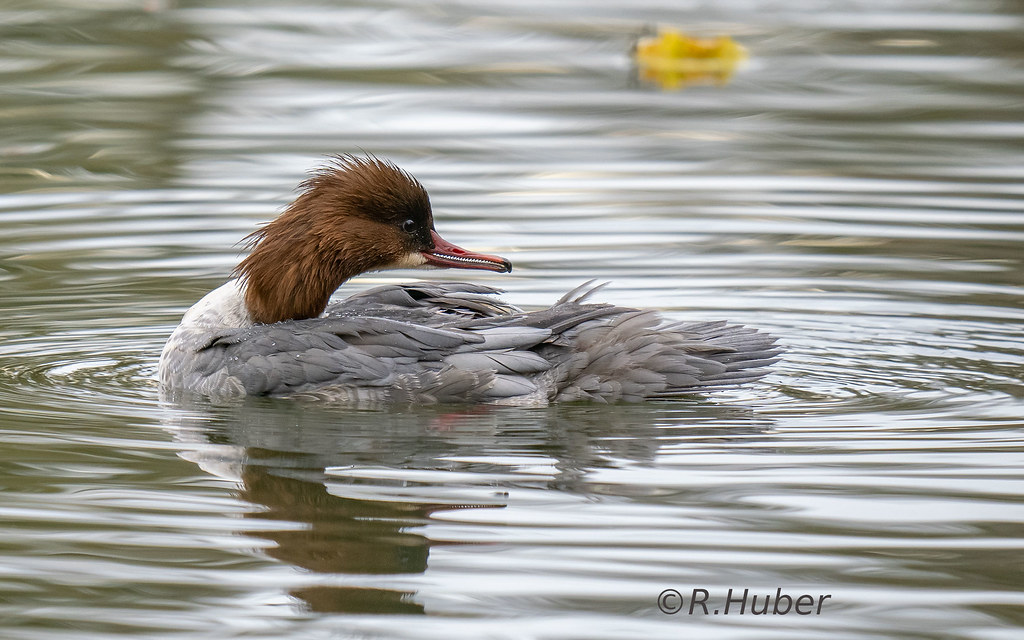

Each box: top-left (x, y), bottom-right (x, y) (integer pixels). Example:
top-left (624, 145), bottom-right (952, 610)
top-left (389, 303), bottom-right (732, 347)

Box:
top-left (234, 198), bottom-right (404, 324)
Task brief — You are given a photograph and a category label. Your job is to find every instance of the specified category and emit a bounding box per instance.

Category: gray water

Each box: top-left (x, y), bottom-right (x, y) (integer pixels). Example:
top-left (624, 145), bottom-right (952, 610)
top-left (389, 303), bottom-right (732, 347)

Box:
top-left (1, 1), bottom-right (1023, 638)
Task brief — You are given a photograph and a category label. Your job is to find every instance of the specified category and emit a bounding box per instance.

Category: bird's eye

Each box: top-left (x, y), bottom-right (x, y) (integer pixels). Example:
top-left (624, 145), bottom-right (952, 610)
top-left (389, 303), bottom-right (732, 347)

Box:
top-left (402, 219), bottom-right (416, 234)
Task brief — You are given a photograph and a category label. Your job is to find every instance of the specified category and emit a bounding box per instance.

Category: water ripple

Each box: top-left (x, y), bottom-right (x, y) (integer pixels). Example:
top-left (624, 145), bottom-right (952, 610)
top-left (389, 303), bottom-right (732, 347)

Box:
top-left (2, 0), bottom-right (1024, 637)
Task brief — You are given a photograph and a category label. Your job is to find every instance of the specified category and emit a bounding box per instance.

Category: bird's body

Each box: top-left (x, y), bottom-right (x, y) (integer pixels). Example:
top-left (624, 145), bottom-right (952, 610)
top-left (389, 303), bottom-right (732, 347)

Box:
top-left (158, 156), bottom-right (780, 404)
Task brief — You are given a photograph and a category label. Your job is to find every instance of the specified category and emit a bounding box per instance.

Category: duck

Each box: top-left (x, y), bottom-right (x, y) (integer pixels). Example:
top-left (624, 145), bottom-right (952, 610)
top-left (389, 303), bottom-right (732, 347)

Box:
top-left (158, 155), bottom-right (781, 405)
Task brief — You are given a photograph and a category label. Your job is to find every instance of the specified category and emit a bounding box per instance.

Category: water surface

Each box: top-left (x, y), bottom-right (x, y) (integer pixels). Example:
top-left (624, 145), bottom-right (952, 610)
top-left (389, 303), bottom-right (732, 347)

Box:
top-left (1, 1), bottom-right (1023, 638)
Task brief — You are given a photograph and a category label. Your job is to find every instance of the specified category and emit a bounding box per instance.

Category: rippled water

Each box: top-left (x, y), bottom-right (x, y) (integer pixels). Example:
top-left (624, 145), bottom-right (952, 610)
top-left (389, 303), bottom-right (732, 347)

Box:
top-left (2, 1), bottom-right (1023, 638)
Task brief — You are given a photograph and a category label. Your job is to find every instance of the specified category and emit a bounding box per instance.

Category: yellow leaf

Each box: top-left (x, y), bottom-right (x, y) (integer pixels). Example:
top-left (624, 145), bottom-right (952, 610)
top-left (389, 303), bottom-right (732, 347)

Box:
top-left (634, 28), bottom-right (747, 90)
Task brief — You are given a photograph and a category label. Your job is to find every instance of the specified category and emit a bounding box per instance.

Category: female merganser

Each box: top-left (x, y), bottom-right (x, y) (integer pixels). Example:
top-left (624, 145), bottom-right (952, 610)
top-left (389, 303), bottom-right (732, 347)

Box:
top-left (159, 155), bottom-right (780, 404)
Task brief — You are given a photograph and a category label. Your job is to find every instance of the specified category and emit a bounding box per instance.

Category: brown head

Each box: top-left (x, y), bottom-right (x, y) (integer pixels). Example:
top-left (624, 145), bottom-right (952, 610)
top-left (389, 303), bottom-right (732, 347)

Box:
top-left (234, 155), bottom-right (512, 324)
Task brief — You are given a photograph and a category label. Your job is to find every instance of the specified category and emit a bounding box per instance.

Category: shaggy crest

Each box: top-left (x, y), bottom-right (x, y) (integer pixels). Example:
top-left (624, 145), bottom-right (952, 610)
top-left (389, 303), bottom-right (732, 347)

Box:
top-left (234, 156), bottom-right (434, 324)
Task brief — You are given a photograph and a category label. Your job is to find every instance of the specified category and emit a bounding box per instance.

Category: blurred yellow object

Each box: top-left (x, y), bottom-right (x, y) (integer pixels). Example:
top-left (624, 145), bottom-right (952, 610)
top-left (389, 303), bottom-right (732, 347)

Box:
top-left (634, 29), bottom-right (747, 90)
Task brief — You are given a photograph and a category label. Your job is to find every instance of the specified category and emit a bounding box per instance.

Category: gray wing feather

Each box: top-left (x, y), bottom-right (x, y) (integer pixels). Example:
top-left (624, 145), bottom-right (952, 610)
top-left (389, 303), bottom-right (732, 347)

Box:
top-left (193, 315), bottom-right (488, 397)
top-left (484, 374), bottom-right (539, 398)
top-left (445, 351), bottom-right (551, 375)
top-left (531, 301), bottom-right (781, 403)
top-left (326, 282), bottom-right (521, 324)
top-left (451, 326), bottom-right (551, 352)
top-left (174, 280), bottom-right (780, 404)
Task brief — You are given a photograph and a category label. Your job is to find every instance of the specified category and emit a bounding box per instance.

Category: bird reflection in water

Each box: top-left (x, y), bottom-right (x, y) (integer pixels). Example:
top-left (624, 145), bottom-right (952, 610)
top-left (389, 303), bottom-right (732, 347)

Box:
top-left (239, 454), bottom-right (485, 614)
top-left (162, 393), bottom-right (773, 614)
